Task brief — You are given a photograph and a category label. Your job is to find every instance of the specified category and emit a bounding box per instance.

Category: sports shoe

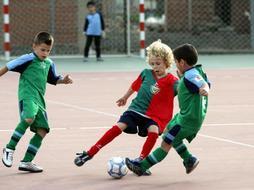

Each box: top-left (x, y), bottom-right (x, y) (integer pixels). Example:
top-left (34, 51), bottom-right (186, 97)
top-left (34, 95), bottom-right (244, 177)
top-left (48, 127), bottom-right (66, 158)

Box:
top-left (184, 156), bottom-right (199, 174)
top-left (18, 161), bottom-right (43, 173)
top-left (74, 151), bottom-right (92, 167)
top-left (133, 157), bottom-right (152, 176)
top-left (2, 148), bottom-right (14, 167)
top-left (97, 57), bottom-right (103, 62)
top-left (125, 157), bottom-right (145, 176)
top-left (83, 58), bottom-right (88, 62)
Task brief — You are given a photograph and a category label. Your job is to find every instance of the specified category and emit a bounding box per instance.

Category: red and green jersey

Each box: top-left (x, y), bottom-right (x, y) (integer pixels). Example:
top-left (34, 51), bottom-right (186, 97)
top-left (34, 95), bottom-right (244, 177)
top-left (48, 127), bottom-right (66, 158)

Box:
top-left (128, 69), bottom-right (178, 132)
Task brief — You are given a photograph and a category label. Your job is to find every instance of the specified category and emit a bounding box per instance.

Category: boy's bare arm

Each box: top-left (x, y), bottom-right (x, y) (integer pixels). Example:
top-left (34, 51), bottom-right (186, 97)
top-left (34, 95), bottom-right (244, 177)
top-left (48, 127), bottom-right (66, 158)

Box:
top-left (57, 74), bottom-right (73, 84)
top-left (116, 87), bottom-right (135, 107)
top-left (0, 66), bottom-right (8, 77)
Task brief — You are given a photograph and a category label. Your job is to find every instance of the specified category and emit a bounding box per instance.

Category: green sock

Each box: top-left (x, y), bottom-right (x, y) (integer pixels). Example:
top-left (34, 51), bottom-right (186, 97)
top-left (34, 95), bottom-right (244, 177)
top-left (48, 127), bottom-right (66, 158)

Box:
top-left (141, 147), bottom-right (168, 170)
top-left (174, 143), bottom-right (191, 162)
top-left (22, 134), bottom-right (43, 162)
top-left (6, 120), bottom-right (30, 150)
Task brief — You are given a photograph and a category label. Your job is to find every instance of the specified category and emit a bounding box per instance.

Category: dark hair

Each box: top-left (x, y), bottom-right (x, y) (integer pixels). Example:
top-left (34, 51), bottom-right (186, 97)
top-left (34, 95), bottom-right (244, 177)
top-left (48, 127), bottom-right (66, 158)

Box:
top-left (33, 31), bottom-right (54, 46)
top-left (173, 44), bottom-right (198, 66)
top-left (87, 1), bottom-right (96, 7)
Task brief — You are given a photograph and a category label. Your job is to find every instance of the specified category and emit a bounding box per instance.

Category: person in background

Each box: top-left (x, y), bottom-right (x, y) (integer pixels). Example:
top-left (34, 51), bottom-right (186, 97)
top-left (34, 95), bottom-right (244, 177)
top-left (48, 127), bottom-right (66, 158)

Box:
top-left (83, 1), bottom-right (105, 62)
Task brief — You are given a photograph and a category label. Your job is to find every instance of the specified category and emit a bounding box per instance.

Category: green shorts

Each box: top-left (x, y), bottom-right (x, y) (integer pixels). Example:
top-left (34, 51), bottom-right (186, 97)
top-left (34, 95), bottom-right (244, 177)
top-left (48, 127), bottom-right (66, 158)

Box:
top-left (162, 116), bottom-right (198, 145)
top-left (19, 100), bottom-right (50, 133)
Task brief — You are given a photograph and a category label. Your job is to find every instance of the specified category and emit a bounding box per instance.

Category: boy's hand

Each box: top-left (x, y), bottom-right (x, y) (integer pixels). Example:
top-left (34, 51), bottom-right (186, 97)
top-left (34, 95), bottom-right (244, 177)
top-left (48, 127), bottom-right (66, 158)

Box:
top-left (199, 86), bottom-right (209, 96)
top-left (116, 97), bottom-right (127, 107)
top-left (62, 75), bottom-right (73, 84)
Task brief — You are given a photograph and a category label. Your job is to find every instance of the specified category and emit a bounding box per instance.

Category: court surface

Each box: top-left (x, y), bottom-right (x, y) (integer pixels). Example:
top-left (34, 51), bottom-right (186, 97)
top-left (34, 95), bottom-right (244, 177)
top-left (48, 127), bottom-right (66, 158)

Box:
top-left (0, 55), bottom-right (254, 190)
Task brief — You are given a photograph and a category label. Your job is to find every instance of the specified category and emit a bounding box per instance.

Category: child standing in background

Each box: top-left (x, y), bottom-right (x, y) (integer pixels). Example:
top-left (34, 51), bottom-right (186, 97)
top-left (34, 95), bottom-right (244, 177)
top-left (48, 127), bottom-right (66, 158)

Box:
top-left (83, 1), bottom-right (105, 62)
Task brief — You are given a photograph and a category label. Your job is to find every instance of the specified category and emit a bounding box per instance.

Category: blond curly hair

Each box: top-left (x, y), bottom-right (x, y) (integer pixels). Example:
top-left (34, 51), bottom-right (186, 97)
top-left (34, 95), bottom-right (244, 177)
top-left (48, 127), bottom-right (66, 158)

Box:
top-left (146, 39), bottom-right (174, 68)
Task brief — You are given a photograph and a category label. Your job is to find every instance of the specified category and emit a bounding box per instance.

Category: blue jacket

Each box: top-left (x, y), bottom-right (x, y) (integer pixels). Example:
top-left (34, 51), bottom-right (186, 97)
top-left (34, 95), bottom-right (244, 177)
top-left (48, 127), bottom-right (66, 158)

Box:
top-left (84, 12), bottom-right (105, 36)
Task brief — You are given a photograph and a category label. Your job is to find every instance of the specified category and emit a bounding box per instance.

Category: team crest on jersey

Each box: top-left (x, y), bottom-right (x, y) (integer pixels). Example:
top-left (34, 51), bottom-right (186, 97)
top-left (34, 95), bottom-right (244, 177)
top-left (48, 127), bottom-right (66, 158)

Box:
top-left (150, 83), bottom-right (160, 94)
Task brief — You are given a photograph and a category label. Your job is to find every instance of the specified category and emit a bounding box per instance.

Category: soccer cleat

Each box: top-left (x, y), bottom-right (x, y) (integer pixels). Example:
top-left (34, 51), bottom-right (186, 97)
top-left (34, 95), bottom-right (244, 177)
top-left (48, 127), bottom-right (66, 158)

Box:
top-left (18, 162), bottom-right (43, 173)
top-left (74, 151), bottom-right (92, 167)
top-left (2, 148), bottom-right (14, 167)
top-left (133, 157), bottom-right (152, 176)
top-left (184, 156), bottom-right (199, 174)
top-left (125, 157), bottom-right (145, 176)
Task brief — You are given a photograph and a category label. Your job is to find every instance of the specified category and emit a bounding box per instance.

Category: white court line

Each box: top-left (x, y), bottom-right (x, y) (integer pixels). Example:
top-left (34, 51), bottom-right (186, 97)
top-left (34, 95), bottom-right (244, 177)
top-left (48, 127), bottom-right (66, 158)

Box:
top-left (204, 123), bottom-right (254, 126)
top-left (1, 99), bottom-right (253, 149)
top-left (46, 99), bottom-right (254, 149)
top-left (47, 100), bottom-right (118, 118)
top-left (198, 134), bottom-right (254, 148)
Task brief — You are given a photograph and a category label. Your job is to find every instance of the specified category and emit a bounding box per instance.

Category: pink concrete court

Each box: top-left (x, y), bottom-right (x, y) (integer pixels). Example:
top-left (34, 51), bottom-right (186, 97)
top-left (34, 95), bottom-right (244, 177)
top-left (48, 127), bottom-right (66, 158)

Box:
top-left (0, 57), bottom-right (254, 190)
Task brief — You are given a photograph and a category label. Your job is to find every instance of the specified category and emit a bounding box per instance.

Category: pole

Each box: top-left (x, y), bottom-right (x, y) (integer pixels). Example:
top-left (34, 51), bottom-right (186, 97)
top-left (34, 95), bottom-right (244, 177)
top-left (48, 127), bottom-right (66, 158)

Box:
top-left (251, 0), bottom-right (254, 49)
top-left (3, 0), bottom-right (10, 61)
top-left (127, 0), bottom-right (131, 56)
top-left (139, 0), bottom-right (145, 58)
top-left (188, 0), bottom-right (192, 31)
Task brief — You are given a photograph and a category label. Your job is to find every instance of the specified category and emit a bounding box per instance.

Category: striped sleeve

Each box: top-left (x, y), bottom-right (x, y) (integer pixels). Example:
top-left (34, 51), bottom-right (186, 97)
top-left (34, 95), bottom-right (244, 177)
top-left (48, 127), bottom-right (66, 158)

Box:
top-left (184, 69), bottom-right (206, 93)
top-left (6, 53), bottom-right (35, 73)
top-left (47, 60), bottom-right (62, 85)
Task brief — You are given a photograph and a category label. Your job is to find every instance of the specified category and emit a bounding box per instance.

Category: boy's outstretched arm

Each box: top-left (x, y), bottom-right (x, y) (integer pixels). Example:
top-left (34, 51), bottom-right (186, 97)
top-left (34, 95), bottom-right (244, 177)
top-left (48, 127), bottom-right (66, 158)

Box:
top-left (116, 87), bottom-right (134, 107)
top-left (0, 66), bottom-right (8, 77)
top-left (57, 74), bottom-right (73, 84)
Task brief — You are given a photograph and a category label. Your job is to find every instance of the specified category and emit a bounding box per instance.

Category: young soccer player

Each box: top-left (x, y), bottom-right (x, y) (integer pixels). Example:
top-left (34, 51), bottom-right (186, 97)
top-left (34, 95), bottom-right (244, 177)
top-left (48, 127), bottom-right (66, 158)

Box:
top-left (74, 40), bottom-right (178, 175)
top-left (0, 31), bottom-right (73, 172)
top-left (126, 43), bottom-right (210, 176)
top-left (83, 1), bottom-right (105, 62)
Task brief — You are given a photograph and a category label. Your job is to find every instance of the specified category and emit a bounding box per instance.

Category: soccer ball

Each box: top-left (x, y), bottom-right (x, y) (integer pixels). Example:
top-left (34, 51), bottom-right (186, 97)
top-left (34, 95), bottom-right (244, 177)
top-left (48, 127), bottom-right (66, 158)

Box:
top-left (107, 157), bottom-right (128, 179)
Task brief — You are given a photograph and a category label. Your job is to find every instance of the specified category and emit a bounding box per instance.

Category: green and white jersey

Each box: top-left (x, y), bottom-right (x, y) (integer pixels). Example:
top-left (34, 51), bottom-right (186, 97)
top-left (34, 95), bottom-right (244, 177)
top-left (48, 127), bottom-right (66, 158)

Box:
top-left (6, 53), bottom-right (61, 109)
top-left (175, 64), bottom-right (210, 131)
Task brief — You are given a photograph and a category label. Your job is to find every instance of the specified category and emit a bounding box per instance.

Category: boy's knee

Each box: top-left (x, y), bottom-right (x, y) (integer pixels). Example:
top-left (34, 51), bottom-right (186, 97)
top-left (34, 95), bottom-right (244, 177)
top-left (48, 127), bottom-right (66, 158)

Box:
top-left (148, 125), bottom-right (159, 134)
top-left (24, 118), bottom-right (34, 125)
top-left (37, 128), bottom-right (47, 138)
top-left (163, 125), bottom-right (181, 145)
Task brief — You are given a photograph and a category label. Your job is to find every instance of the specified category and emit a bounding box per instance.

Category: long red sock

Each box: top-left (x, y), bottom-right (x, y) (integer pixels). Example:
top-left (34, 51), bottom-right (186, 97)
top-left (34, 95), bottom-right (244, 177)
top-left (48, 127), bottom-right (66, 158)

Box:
top-left (87, 125), bottom-right (122, 157)
top-left (139, 132), bottom-right (158, 159)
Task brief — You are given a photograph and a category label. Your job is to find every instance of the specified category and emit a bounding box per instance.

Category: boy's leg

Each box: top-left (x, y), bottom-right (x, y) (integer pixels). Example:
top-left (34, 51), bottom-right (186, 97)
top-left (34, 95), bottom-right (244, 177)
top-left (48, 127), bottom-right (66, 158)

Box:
top-left (18, 106), bottom-right (49, 173)
top-left (173, 141), bottom-right (192, 162)
top-left (6, 120), bottom-right (30, 150)
top-left (2, 120), bottom-right (30, 167)
top-left (74, 123), bottom-right (124, 166)
top-left (94, 36), bottom-right (102, 59)
top-left (87, 124), bottom-right (123, 157)
top-left (19, 128), bottom-right (46, 173)
top-left (173, 140), bottom-right (199, 174)
top-left (139, 125), bottom-right (159, 159)
top-left (126, 125), bottom-right (181, 176)
top-left (84, 35), bottom-right (93, 58)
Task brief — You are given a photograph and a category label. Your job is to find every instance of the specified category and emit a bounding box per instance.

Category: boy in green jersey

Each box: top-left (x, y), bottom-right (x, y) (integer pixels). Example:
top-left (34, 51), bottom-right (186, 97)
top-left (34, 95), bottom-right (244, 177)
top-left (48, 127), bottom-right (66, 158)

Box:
top-left (126, 43), bottom-right (210, 176)
top-left (0, 31), bottom-right (73, 172)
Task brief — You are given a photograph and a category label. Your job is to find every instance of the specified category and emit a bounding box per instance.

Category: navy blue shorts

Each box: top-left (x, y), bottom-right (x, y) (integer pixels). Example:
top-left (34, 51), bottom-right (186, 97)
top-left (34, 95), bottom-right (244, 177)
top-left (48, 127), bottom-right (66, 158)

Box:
top-left (118, 111), bottom-right (158, 137)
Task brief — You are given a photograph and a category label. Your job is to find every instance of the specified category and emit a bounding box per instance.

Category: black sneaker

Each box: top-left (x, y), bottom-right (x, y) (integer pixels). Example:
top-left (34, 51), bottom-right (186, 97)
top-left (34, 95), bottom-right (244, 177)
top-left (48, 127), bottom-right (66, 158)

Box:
top-left (125, 157), bottom-right (145, 176)
top-left (133, 157), bottom-right (152, 176)
top-left (74, 151), bottom-right (92, 167)
top-left (183, 156), bottom-right (199, 174)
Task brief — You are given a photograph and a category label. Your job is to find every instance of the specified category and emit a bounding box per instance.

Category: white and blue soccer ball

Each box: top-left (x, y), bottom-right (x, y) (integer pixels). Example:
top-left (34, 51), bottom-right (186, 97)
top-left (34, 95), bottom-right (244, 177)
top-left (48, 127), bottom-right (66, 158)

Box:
top-left (107, 157), bottom-right (128, 179)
